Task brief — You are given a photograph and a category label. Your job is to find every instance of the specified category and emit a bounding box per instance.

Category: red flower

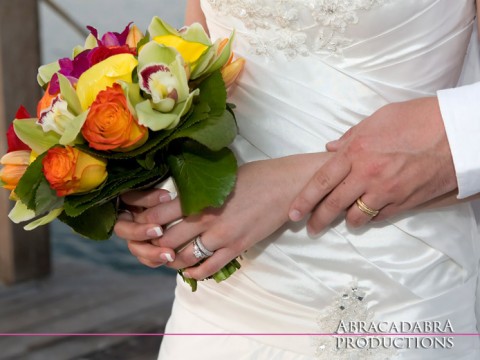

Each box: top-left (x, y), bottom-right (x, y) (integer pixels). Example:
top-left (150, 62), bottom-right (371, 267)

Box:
top-left (88, 45), bottom-right (137, 67)
top-left (6, 106), bottom-right (32, 153)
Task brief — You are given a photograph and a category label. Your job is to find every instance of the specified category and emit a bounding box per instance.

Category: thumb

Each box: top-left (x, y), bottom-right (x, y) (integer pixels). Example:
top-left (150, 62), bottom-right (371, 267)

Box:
top-left (326, 127), bottom-right (354, 151)
top-left (326, 139), bottom-right (340, 151)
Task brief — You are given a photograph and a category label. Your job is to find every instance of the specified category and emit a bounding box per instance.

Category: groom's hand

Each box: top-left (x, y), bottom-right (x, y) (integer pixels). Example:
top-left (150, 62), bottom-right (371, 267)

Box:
top-left (288, 97), bottom-right (458, 234)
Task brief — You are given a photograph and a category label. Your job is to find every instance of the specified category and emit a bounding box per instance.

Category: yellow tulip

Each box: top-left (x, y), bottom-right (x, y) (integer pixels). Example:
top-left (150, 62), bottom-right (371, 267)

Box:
top-left (76, 53), bottom-right (138, 110)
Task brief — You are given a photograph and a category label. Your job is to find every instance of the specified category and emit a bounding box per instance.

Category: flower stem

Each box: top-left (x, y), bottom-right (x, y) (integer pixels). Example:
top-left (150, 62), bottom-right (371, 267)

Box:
top-left (179, 257), bottom-right (241, 292)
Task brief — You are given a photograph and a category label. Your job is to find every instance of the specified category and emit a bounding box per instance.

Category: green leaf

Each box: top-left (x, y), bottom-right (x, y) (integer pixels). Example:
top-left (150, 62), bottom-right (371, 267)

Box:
top-left (170, 108), bottom-right (237, 151)
top-left (63, 162), bottom-right (168, 217)
top-left (168, 141), bottom-right (237, 215)
top-left (196, 70), bottom-right (227, 116)
top-left (14, 119), bottom-right (61, 154)
top-left (35, 178), bottom-right (64, 215)
top-left (136, 152), bottom-right (157, 170)
top-left (58, 200), bottom-right (117, 240)
top-left (164, 72), bottom-right (235, 151)
top-left (14, 153), bottom-right (47, 210)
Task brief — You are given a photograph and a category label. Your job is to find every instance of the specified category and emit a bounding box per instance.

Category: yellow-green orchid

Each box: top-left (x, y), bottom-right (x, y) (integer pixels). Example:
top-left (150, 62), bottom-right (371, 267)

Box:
top-left (136, 41), bottom-right (198, 131)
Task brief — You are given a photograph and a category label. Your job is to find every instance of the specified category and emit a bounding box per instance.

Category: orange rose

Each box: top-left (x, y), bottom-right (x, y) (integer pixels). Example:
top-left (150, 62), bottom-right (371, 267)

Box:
top-left (81, 83), bottom-right (148, 151)
top-left (42, 146), bottom-right (107, 197)
top-left (0, 150), bottom-right (31, 192)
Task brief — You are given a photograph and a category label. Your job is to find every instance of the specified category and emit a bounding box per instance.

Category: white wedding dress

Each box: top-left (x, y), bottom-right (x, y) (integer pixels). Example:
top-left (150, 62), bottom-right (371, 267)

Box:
top-left (159, 1), bottom-right (480, 359)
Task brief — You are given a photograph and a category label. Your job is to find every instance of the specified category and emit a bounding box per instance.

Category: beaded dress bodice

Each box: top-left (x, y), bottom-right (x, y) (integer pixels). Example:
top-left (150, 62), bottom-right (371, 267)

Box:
top-left (206, 0), bottom-right (386, 57)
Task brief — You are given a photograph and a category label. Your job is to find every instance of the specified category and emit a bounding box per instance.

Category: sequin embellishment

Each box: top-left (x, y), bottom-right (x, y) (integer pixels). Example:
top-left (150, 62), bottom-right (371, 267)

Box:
top-left (314, 283), bottom-right (396, 359)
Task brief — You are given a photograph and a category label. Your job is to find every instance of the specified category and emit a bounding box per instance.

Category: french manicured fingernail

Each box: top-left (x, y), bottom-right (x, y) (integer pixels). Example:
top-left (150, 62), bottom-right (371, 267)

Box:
top-left (159, 191), bottom-right (177, 203)
top-left (289, 209), bottom-right (303, 222)
top-left (183, 272), bottom-right (192, 278)
top-left (160, 253), bottom-right (174, 262)
top-left (146, 226), bottom-right (163, 238)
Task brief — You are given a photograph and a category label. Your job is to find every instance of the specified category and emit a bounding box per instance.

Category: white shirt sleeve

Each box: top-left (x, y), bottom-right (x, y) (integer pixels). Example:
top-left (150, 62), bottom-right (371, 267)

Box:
top-left (437, 82), bottom-right (480, 198)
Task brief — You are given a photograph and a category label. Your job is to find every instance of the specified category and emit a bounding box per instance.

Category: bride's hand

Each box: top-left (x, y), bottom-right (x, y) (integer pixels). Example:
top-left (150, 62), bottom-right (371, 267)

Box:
top-left (114, 188), bottom-right (182, 268)
top-left (116, 153), bottom-right (331, 280)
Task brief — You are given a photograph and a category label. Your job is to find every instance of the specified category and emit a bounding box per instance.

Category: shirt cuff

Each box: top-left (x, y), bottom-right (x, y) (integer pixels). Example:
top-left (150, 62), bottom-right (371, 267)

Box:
top-left (437, 82), bottom-right (480, 198)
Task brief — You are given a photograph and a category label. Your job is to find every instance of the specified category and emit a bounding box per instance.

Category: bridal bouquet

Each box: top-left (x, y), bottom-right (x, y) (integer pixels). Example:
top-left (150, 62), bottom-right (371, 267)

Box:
top-left (0, 18), bottom-right (244, 289)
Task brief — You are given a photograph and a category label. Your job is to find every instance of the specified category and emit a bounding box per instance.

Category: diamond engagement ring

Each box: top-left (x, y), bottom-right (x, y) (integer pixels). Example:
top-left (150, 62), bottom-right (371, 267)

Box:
top-left (192, 235), bottom-right (214, 260)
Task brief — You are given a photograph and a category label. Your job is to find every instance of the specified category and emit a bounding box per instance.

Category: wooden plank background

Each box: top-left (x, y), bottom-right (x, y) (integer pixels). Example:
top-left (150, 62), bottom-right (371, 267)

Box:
top-left (0, 0), bottom-right (51, 285)
top-left (0, 257), bottom-right (176, 359)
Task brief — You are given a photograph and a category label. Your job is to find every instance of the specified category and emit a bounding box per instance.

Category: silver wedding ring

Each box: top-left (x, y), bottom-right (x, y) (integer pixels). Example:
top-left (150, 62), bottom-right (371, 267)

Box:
top-left (192, 235), bottom-right (214, 260)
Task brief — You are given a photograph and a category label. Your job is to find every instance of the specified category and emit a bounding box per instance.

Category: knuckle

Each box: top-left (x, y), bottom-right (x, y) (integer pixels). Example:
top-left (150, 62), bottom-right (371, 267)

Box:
top-left (196, 212), bottom-right (217, 227)
top-left (348, 214), bottom-right (365, 228)
top-left (294, 195), bottom-right (314, 211)
top-left (436, 175), bottom-right (456, 194)
top-left (142, 212), bottom-right (155, 224)
top-left (209, 226), bottom-right (230, 244)
top-left (192, 262), bottom-right (219, 281)
top-left (364, 160), bottom-right (384, 177)
top-left (127, 241), bottom-right (138, 255)
top-left (348, 137), bottom-right (368, 154)
top-left (313, 171), bottom-right (332, 191)
top-left (307, 213), bottom-right (326, 234)
top-left (383, 179), bottom-right (401, 197)
top-left (324, 195), bottom-right (343, 212)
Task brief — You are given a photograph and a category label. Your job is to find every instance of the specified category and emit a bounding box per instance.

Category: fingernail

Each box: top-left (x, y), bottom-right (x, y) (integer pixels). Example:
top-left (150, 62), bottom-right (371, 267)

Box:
top-left (118, 211), bottom-right (134, 221)
top-left (307, 226), bottom-right (319, 237)
top-left (146, 226), bottom-right (163, 238)
top-left (159, 191), bottom-right (177, 203)
top-left (183, 272), bottom-right (192, 279)
top-left (289, 209), bottom-right (303, 222)
top-left (160, 253), bottom-right (174, 262)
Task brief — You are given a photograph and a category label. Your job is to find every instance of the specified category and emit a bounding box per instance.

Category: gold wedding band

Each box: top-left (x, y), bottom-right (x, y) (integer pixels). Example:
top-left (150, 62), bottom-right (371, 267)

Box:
top-left (355, 197), bottom-right (379, 217)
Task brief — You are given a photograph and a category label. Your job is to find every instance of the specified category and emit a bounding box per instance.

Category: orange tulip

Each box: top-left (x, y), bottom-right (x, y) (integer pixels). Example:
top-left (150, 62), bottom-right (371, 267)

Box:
top-left (42, 146), bottom-right (107, 197)
top-left (81, 83), bottom-right (148, 151)
top-left (126, 24), bottom-right (144, 48)
top-left (221, 57), bottom-right (246, 88)
top-left (0, 150), bottom-right (31, 191)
